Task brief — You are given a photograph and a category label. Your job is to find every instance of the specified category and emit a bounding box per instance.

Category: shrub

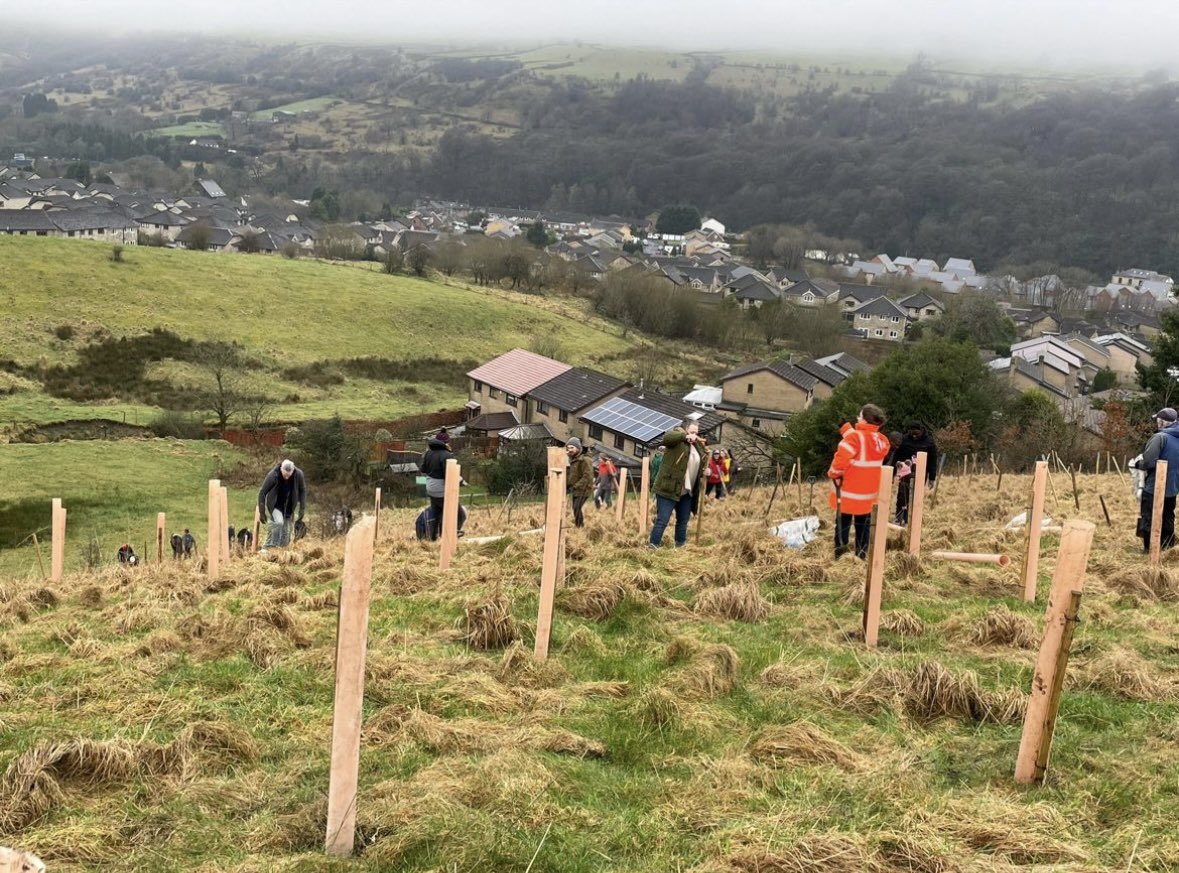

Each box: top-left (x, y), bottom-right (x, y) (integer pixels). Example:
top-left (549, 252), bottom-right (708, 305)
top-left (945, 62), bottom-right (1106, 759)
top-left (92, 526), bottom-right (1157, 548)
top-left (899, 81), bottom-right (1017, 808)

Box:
top-left (148, 410), bottom-right (207, 439)
top-left (110, 244), bottom-right (124, 262)
top-left (484, 442), bottom-right (548, 495)
top-left (281, 241), bottom-right (300, 260)
top-left (53, 324), bottom-right (76, 341)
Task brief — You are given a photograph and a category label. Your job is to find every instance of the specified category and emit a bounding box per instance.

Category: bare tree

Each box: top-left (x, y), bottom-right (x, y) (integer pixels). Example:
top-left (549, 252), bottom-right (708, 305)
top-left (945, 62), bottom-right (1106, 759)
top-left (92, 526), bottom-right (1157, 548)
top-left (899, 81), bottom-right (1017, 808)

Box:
top-left (200, 342), bottom-right (244, 431)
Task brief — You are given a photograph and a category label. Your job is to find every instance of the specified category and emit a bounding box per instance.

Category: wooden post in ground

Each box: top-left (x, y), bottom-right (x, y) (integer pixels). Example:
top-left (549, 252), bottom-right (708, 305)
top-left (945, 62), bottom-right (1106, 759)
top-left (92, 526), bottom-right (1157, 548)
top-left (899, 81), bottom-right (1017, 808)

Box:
top-left (863, 465), bottom-right (894, 649)
top-left (207, 480), bottom-right (220, 577)
top-left (156, 512), bottom-right (166, 564)
top-left (324, 516), bottom-right (377, 857)
top-left (220, 486), bottom-right (230, 560)
top-left (695, 481), bottom-right (708, 544)
top-left (1015, 519), bottom-right (1094, 786)
top-left (615, 468), bottom-right (628, 521)
top-left (252, 506), bottom-right (261, 553)
top-left (763, 468), bottom-right (782, 522)
top-left (438, 459), bottom-right (461, 570)
top-left (1150, 460), bottom-right (1168, 565)
top-left (31, 532), bottom-right (47, 580)
top-left (534, 457), bottom-right (566, 662)
top-left (638, 456), bottom-right (650, 536)
top-left (908, 452), bottom-right (928, 558)
top-left (373, 487), bottom-right (381, 543)
top-left (1021, 461), bottom-right (1048, 602)
top-left (1099, 495), bottom-right (1112, 528)
top-left (50, 498), bottom-right (66, 582)
top-left (1095, 452), bottom-right (1102, 476)
top-left (795, 461), bottom-right (804, 511)
top-left (1069, 466), bottom-right (1080, 511)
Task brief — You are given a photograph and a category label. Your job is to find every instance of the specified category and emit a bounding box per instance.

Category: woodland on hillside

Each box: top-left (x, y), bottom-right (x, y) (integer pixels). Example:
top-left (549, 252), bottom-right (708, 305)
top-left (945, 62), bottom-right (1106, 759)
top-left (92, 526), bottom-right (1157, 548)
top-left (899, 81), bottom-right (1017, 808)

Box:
top-left (2, 37), bottom-right (1179, 274)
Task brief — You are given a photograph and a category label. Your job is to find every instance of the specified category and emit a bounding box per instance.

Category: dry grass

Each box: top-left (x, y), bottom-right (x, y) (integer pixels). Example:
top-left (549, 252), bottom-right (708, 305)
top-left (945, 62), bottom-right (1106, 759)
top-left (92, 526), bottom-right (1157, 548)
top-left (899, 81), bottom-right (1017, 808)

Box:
top-left (748, 721), bottom-right (864, 771)
top-left (461, 590), bottom-right (520, 650)
top-left (1076, 648), bottom-right (1179, 701)
top-left (695, 581), bottom-right (770, 622)
top-left (960, 604), bottom-right (1038, 648)
top-left (839, 661), bottom-right (1026, 725)
top-left (561, 581), bottom-right (627, 621)
top-left (879, 608), bottom-right (925, 637)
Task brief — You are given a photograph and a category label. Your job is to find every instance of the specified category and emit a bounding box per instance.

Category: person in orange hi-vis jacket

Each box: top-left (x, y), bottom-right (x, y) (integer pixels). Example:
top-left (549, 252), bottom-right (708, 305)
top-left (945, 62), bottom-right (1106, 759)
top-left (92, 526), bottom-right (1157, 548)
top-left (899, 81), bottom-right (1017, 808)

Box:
top-left (828, 404), bottom-right (891, 559)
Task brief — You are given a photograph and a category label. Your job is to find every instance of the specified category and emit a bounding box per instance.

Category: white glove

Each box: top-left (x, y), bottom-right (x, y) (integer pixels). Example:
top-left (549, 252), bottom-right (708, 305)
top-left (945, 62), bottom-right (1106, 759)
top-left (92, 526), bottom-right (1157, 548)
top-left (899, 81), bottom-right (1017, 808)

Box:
top-left (271, 509), bottom-right (284, 525)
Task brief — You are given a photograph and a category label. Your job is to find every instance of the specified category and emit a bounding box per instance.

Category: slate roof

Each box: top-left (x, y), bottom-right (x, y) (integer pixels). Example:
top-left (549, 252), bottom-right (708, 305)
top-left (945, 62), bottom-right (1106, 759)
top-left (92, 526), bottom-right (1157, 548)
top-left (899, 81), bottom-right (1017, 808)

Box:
top-left (49, 208), bottom-right (137, 231)
top-left (838, 282), bottom-right (890, 302)
top-left (197, 180), bottom-right (227, 198)
top-left (850, 296), bottom-right (909, 319)
top-left (794, 358), bottom-right (848, 387)
top-left (499, 422), bottom-right (556, 441)
top-left (732, 281), bottom-right (780, 302)
top-left (721, 360), bottom-right (819, 392)
top-left (467, 349), bottom-right (573, 397)
top-left (528, 367), bottom-right (629, 412)
top-left (897, 293), bottom-right (943, 311)
top-left (0, 211), bottom-right (58, 231)
top-left (814, 352), bottom-right (871, 377)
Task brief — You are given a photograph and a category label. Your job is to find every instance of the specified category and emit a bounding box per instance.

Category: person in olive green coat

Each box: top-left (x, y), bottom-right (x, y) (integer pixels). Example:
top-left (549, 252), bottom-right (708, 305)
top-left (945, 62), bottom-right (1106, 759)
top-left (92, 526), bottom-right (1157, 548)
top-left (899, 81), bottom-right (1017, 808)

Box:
top-left (649, 422), bottom-right (706, 547)
top-left (566, 437), bottom-right (595, 527)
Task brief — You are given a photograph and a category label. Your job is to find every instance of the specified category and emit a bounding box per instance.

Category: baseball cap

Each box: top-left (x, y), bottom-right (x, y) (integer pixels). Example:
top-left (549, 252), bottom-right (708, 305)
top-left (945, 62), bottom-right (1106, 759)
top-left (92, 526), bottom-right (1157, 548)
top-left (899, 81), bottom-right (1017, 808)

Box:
top-left (1154, 408), bottom-right (1178, 423)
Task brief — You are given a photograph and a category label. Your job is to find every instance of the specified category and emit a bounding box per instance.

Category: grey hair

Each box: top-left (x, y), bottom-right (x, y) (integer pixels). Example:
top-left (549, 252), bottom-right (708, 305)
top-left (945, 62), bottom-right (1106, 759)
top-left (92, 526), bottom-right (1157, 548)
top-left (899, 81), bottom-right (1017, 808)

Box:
top-left (281, 459), bottom-right (295, 473)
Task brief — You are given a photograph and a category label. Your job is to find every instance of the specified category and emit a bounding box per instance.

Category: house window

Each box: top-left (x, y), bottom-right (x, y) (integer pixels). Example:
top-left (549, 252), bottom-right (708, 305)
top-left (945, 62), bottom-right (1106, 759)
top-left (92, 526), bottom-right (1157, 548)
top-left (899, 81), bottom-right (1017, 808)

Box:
top-left (752, 418), bottom-right (762, 428)
top-left (874, 329), bottom-right (884, 337)
top-left (473, 380), bottom-right (483, 393)
top-left (536, 401), bottom-right (549, 415)
top-left (889, 331), bottom-right (898, 339)
top-left (589, 424), bottom-right (603, 440)
top-left (891, 315), bottom-right (899, 323)
top-left (747, 383), bottom-right (754, 394)
top-left (858, 313), bottom-right (867, 320)
top-left (488, 388), bottom-right (500, 399)
top-left (613, 433), bottom-right (625, 450)
top-left (559, 410), bottom-right (568, 424)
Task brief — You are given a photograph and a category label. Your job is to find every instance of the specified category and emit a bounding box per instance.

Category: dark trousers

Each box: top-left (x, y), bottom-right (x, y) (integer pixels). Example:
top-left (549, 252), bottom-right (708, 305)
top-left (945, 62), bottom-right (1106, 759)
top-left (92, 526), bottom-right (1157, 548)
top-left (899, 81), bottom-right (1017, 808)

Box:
top-left (835, 511), bottom-right (871, 559)
top-left (428, 495), bottom-right (445, 540)
top-left (572, 495), bottom-right (588, 528)
top-left (651, 492), bottom-right (694, 547)
top-left (1138, 493), bottom-right (1177, 552)
top-left (895, 479), bottom-right (912, 524)
top-left (706, 481), bottom-right (726, 499)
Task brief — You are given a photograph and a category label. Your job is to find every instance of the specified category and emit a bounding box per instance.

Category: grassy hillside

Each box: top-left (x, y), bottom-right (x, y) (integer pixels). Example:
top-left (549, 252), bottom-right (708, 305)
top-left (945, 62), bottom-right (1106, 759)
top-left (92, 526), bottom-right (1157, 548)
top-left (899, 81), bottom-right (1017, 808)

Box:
top-left (0, 440), bottom-right (252, 577)
top-left (0, 237), bottom-right (656, 428)
top-left (0, 472), bottom-right (1176, 871)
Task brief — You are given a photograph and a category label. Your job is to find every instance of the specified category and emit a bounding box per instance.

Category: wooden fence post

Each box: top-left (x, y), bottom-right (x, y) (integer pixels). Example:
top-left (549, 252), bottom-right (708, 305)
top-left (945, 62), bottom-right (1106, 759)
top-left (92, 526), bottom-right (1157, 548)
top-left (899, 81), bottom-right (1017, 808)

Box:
top-left (156, 512), bottom-right (166, 564)
top-left (1015, 519), bottom-right (1094, 785)
top-left (1069, 466), bottom-right (1080, 511)
top-left (534, 458), bottom-right (566, 662)
top-left (439, 459), bottom-right (461, 570)
top-left (207, 480), bottom-right (220, 578)
top-left (863, 465), bottom-right (894, 649)
top-left (373, 487), bottom-right (381, 543)
top-left (615, 468), bottom-right (628, 521)
top-left (638, 456), bottom-right (650, 536)
top-left (252, 506), bottom-right (261, 553)
top-left (1022, 461), bottom-right (1048, 602)
top-left (1150, 459), bottom-right (1168, 565)
top-left (324, 517), bottom-right (377, 856)
top-left (220, 486), bottom-right (230, 560)
top-left (695, 480), bottom-right (708, 544)
top-left (50, 498), bottom-right (66, 582)
top-left (908, 452), bottom-right (928, 558)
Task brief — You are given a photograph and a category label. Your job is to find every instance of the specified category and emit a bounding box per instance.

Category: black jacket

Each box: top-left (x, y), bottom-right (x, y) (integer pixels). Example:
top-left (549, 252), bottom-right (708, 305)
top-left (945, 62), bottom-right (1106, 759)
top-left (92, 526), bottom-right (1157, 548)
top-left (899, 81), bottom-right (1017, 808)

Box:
top-left (895, 426), bottom-right (938, 483)
top-left (258, 464), bottom-right (307, 518)
top-left (419, 438), bottom-right (455, 480)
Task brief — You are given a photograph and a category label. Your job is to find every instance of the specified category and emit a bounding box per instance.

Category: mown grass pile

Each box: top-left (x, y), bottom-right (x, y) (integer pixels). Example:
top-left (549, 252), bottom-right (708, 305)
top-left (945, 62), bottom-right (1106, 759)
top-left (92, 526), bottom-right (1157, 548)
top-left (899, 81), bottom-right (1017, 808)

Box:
top-left (1, 469), bottom-right (1177, 871)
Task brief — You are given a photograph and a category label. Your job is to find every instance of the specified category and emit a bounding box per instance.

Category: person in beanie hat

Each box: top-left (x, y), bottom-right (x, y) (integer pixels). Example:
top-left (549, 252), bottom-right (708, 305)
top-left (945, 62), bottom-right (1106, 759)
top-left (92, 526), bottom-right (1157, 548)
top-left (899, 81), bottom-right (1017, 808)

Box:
top-left (706, 448), bottom-right (727, 499)
top-left (827, 404), bottom-right (890, 559)
top-left (1134, 407), bottom-right (1179, 552)
top-left (565, 438), bottom-right (594, 527)
top-left (649, 421), bottom-right (707, 548)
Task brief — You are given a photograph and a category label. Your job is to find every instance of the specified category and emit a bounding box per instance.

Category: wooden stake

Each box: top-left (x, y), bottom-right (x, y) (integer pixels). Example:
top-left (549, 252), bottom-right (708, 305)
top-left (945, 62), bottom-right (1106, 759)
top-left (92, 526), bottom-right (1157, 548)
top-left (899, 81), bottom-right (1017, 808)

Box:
top-left (324, 516), bottom-right (377, 856)
top-left (615, 468), bottom-right (628, 521)
top-left (795, 461), bottom-right (804, 511)
top-left (1150, 460), bottom-right (1168, 565)
top-left (31, 532), bottom-right (47, 580)
top-left (438, 459), bottom-right (461, 570)
top-left (1021, 461), bottom-right (1048, 602)
top-left (694, 481), bottom-right (708, 544)
top-left (220, 486), bottom-right (230, 560)
top-left (252, 506), bottom-right (261, 553)
top-left (908, 452), bottom-right (927, 558)
top-left (1099, 494), bottom-right (1112, 528)
top-left (1095, 451), bottom-right (1102, 476)
top-left (638, 456), bottom-right (650, 536)
top-left (156, 512), bottom-right (166, 564)
top-left (863, 465), bottom-right (893, 649)
top-left (207, 480), bottom-right (221, 576)
top-left (763, 471), bottom-right (782, 522)
top-left (1045, 466), bottom-right (1060, 510)
top-left (50, 498), bottom-right (65, 582)
top-left (534, 459), bottom-right (565, 662)
top-left (1015, 519), bottom-right (1094, 785)
top-left (1069, 466), bottom-right (1080, 511)
top-left (373, 487), bottom-right (381, 543)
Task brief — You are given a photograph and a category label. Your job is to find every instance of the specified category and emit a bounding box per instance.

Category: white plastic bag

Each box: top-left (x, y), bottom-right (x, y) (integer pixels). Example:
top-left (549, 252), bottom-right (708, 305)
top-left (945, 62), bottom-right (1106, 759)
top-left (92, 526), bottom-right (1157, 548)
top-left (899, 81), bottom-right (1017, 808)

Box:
top-left (769, 515), bottom-right (821, 549)
top-left (1005, 511), bottom-right (1053, 530)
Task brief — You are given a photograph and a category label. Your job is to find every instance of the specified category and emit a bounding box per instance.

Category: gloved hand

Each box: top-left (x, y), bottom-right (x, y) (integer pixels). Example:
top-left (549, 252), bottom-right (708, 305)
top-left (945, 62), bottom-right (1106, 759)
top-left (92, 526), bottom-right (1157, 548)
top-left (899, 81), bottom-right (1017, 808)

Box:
top-left (297, 511), bottom-right (305, 523)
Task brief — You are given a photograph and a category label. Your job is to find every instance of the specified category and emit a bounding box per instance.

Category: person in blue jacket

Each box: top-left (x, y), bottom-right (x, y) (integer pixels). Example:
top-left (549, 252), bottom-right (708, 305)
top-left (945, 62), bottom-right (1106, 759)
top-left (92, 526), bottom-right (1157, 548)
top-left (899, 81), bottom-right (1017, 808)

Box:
top-left (1135, 407), bottom-right (1179, 552)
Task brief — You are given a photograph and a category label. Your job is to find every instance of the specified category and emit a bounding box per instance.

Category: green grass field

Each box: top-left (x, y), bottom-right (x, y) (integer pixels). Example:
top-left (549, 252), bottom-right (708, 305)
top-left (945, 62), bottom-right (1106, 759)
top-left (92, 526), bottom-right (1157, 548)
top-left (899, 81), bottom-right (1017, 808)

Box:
top-left (0, 440), bottom-right (252, 577)
top-left (0, 237), bottom-right (641, 428)
top-left (1, 471), bottom-right (1177, 871)
top-left (149, 120), bottom-right (226, 138)
top-left (250, 96), bottom-right (339, 119)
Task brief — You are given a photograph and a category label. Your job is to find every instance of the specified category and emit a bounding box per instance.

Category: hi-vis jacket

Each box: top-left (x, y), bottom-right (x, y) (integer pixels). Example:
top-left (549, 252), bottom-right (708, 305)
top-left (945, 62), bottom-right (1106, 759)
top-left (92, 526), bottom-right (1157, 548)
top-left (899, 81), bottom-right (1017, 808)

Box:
top-left (827, 420), bottom-right (890, 515)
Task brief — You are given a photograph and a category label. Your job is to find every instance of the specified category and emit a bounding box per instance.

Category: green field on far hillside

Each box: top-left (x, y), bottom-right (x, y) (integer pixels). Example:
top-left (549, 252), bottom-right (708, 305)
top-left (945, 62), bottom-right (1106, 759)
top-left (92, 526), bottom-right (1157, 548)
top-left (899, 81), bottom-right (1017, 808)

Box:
top-left (0, 237), bottom-right (646, 429)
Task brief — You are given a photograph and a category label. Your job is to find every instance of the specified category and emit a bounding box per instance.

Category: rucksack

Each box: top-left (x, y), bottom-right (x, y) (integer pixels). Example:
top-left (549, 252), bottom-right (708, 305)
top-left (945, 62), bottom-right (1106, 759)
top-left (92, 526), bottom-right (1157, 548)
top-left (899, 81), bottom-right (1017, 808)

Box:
top-left (415, 504), bottom-right (467, 540)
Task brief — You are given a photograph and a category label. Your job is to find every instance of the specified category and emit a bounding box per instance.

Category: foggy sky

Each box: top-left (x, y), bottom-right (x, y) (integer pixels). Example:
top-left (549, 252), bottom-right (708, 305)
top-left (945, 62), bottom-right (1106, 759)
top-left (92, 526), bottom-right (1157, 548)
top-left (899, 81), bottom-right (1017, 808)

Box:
top-left (9, 0), bottom-right (1179, 71)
